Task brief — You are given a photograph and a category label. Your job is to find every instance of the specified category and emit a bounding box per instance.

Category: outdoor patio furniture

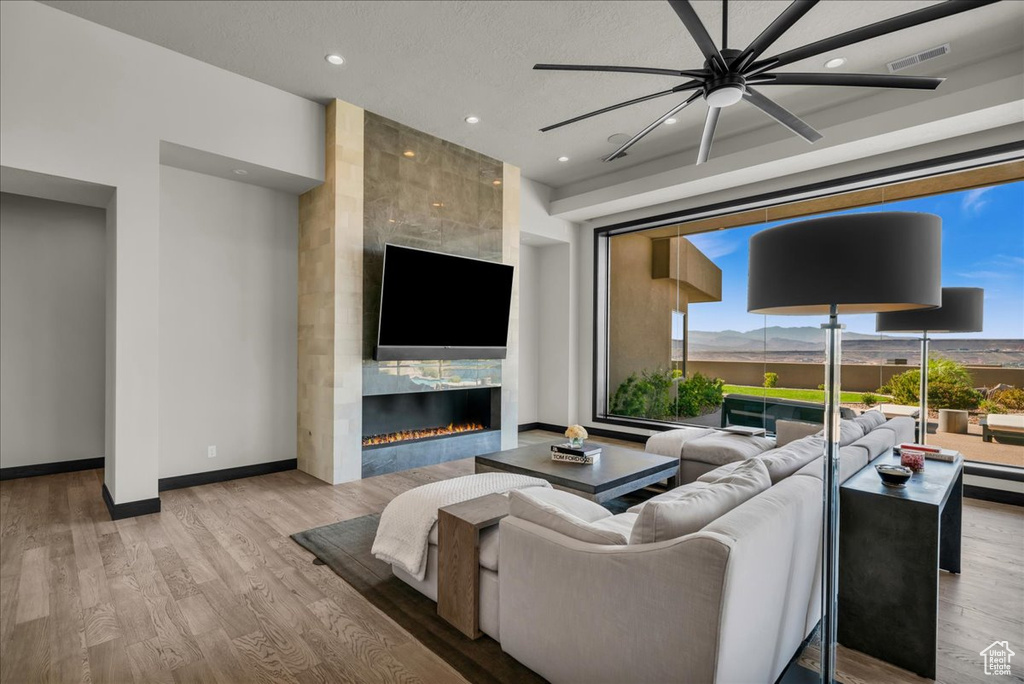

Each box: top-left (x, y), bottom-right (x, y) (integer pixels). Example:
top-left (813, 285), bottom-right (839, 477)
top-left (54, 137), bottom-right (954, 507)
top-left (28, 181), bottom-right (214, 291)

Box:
top-left (982, 414), bottom-right (1024, 444)
top-left (878, 403), bottom-right (920, 420)
top-left (938, 409), bottom-right (969, 434)
top-left (721, 393), bottom-right (855, 433)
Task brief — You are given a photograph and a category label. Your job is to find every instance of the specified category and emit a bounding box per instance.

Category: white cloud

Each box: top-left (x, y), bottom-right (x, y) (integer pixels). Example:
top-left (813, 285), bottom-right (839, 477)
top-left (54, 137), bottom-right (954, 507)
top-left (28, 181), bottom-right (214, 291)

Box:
top-left (961, 187), bottom-right (994, 215)
top-left (955, 270), bottom-right (1011, 280)
top-left (685, 233), bottom-right (739, 261)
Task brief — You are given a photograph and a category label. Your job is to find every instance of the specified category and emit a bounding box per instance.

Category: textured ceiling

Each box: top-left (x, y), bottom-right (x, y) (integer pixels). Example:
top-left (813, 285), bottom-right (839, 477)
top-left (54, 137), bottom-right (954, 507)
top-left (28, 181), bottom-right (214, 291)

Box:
top-left (40, 0), bottom-right (1024, 189)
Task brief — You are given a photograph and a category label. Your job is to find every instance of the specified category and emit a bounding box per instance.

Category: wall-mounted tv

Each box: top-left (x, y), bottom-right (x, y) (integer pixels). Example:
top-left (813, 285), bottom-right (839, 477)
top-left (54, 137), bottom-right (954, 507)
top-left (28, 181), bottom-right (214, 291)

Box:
top-left (375, 244), bottom-right (514, 360)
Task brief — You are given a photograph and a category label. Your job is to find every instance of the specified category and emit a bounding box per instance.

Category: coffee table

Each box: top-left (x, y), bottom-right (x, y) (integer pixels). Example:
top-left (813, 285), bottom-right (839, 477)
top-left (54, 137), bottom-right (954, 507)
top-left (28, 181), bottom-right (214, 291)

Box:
top-left (474, 441), bottom-right (678, 503)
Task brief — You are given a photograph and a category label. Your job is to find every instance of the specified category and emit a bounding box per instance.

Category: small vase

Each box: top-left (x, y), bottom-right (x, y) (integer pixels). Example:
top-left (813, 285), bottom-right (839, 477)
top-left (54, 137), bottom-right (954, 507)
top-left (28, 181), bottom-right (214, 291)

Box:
top-left (569, 437), bottom-right (584, 449)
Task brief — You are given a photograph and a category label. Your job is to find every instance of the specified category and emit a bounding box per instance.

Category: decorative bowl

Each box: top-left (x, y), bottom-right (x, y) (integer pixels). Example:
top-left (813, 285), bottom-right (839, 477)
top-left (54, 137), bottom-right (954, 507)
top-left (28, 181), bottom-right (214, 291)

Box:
top-left (876, 464), bottom-right (913, 488)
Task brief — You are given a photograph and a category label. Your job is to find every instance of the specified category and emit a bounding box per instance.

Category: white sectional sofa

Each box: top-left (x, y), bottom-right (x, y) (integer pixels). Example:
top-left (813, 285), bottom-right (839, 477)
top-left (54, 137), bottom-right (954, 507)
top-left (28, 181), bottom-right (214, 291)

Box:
top-left (496, 413), bottom-right (914, 684)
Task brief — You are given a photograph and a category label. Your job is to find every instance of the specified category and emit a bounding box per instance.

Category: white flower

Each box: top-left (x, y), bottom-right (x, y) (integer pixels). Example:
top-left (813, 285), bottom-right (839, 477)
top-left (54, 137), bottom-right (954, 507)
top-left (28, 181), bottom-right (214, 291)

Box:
top-left (565, 425), bottom-right (588, 440)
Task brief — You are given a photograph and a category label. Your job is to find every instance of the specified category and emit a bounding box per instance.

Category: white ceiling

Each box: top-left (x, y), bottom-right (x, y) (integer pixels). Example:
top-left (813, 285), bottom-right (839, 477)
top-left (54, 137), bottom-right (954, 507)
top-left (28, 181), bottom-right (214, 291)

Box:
top-left (40, 0), bottom-right (1024, 193)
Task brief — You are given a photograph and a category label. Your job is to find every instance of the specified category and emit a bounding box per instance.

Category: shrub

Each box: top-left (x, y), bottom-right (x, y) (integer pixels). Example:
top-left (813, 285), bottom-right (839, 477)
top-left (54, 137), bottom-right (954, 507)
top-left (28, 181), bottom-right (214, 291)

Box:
top-left (990, 387), bottom-right (1024, 411)
top-left (879, 357), bottom-right (981, 410)
top-left (928, 381), bottom-right (982, 410)
top-left (763, 372), bottom-right (778, 389)
top-left (610, 369), bottom-right (724, 420)
top-left (861, 393), bottom-right (878, 407)
top-left (817, 384), bottom-right (825, 391)
top-left (610, 369), bottom-right (675, 420)
top-left (979, 399), bottom-right (1007, 415)
top-left (675, 372), bottom-right (725, 417)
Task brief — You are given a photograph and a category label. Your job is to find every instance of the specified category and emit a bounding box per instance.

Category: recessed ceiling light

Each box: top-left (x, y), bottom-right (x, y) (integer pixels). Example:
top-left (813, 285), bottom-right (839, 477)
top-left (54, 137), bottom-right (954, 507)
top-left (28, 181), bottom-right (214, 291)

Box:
top-left (824, 57), bottom-right (846, 69)
top-left (465, 115), bottom-right (480, 124)
top-left (557, 156), bottom-right (569, 162)
top-left (664, 118), bottom-right (678, 125)
top-left (402, 150), bottom-right (415, 158)
top-left (431, 202), bottom-right (444, 208)
top-left (325, 54), bottom-right (345, 66)
top-left (492, 179), bottom-right (502, 186)
top-left (233, 169), bottom-right (248, 175)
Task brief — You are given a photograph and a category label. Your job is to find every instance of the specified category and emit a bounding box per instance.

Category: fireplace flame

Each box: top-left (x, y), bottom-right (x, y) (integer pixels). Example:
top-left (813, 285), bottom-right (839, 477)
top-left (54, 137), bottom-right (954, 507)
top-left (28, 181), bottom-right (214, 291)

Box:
top-left (362, 422), bottom-right (486, 447)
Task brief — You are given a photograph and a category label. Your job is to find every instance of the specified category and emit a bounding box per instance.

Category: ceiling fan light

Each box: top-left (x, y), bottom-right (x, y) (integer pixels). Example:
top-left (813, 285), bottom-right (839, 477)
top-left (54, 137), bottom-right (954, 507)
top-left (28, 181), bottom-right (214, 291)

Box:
top-left (705, 84), bottom-right (744, 108)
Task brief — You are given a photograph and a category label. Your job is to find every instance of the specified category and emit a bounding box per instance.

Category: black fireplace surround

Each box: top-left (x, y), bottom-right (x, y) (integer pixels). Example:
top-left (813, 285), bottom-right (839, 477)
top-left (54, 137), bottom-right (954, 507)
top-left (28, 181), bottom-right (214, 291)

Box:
top-left (361, 387), bottom-right (502, 478)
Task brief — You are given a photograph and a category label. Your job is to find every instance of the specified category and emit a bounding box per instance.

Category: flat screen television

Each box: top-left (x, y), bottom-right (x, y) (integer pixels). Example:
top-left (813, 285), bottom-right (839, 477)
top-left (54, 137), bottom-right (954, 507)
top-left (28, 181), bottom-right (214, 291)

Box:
top-left (375, 244), bottom-right (514, 360)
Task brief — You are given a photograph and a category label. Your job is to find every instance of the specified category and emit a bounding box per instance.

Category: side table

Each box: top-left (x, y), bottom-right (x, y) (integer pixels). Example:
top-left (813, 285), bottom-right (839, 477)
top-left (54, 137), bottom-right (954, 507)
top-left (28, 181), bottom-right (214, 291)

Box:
top-left (838, 449), bottom-right (963, 679)
top-left (437, 493), bottom-right (510, 639)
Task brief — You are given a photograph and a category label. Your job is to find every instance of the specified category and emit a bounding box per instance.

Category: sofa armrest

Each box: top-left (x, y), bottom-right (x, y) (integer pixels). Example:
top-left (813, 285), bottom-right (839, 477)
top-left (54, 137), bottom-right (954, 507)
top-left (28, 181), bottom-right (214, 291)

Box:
top-left (498, 517), bottom-right (731, 684)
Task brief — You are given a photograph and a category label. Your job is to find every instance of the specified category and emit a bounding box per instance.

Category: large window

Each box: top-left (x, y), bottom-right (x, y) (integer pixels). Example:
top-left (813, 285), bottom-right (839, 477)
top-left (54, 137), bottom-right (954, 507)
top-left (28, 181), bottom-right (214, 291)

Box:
top-left (595, 164), bottom-right (1023, 468)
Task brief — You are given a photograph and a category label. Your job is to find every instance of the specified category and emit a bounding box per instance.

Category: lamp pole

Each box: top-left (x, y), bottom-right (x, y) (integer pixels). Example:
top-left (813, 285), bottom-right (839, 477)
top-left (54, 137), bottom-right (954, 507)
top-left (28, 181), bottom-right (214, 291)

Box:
top-left (820, 304), bottom-right (843, 684)
top-left (919, 332), bottom-right (929, 444)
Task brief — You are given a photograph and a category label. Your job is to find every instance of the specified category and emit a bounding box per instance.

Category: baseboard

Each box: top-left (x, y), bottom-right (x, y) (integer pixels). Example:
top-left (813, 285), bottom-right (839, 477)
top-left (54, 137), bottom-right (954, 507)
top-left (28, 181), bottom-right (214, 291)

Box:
top-left (964, 484), bottom-right (1024, 507)
top-left (158, 458), bottom-right (297, 492)
top-left (102, 483), bottom-right (161, 521)
top-left (0, 457), bottom-right (104, 481)
top-left (583, 425), bottom-right (649, 444)
top-left (519, 422), bottom-right (650, 445)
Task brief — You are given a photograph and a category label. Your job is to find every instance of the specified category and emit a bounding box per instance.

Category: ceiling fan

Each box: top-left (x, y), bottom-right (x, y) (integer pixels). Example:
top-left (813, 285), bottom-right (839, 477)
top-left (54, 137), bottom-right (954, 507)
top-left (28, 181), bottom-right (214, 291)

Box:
top-left (536, 0), bottom-right (998, 164)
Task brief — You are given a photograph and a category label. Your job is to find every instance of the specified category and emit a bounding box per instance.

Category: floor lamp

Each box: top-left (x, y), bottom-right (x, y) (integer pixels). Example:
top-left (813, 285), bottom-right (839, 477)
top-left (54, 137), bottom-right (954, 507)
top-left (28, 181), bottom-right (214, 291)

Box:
top-left (876, 287), bottom-right (984, 444)
top-left (747, 212), bottom-right (942, 683)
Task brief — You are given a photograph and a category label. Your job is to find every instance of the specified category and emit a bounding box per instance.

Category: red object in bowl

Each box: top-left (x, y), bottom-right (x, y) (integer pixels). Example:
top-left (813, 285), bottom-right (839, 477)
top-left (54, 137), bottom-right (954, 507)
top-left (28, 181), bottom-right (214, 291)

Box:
top-left (901, 450), bottom-right (926, 472)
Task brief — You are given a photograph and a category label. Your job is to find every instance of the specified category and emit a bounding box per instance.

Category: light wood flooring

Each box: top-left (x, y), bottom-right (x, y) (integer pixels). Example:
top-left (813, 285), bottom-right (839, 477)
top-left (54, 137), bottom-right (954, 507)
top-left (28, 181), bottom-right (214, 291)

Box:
top-left (1, 431), bottom-right (1021, 684)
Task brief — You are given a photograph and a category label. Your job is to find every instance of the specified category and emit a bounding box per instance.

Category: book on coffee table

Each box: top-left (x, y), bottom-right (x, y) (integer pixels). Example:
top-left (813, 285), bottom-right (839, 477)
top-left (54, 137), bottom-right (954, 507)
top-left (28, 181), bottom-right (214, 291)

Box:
top-left (897, 443), bottom-right (959, 462)
top-left (551, 443), bottom-right (602, 464)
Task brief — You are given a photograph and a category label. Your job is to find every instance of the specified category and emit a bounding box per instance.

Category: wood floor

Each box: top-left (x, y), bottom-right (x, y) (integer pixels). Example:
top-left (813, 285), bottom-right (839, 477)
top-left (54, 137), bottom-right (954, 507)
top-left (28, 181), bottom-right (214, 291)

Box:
top-left (1, 431), bottom-right (1021, 684)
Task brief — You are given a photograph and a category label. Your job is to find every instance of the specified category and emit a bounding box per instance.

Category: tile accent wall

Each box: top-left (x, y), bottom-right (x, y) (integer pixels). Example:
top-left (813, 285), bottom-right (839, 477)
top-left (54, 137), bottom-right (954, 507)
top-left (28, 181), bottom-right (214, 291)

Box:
top-left (297, 100), bottom-right (364, 484)
top-left (299, 103), bottom-right (520, 482)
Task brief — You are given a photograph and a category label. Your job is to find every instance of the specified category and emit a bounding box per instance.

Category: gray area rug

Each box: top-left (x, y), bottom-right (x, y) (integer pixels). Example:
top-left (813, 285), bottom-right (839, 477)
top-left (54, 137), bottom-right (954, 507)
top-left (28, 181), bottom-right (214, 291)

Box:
top-left (291, 513), bottom-right (547, 684)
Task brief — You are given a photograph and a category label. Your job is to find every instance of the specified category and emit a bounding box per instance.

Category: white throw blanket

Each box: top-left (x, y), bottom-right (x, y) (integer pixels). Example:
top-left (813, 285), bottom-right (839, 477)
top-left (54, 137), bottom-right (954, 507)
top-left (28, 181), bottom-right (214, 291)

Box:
top-left (372, 472), bottom-right (550, 580)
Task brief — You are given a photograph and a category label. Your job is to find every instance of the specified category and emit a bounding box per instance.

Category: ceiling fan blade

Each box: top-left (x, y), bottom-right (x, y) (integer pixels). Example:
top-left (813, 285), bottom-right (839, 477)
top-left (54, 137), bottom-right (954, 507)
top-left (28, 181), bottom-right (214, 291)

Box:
top-left (534, 64), bottom-right (708, 79)
top-left (539, 81), bottom-right (703, 132)
top-left (605, 91), bottom-right (703, 162)
top-left (697, 107), bottom-right (721, 165)
top-left (667, 0), bottom-right (727, 72)
top-left (751, 72), bottom-right (944, 90)
top-left (734, 0), bottom-right (819, 72)
top-left (748, 0), bottom-right (1000, 74)
top-left (743, 87), bottom-right (822, 143)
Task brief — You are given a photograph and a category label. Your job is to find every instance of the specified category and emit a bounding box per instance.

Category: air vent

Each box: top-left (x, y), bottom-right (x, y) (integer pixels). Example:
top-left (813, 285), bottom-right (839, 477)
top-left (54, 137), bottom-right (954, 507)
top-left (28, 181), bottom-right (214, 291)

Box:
top-left (887, 43), bottom-right (950, 73)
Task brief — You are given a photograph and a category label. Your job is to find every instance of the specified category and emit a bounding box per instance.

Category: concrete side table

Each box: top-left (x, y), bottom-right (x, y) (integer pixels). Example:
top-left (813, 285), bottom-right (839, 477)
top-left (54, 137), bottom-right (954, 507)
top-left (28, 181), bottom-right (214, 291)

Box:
top-left (938, 408), bottom-right (969, 434)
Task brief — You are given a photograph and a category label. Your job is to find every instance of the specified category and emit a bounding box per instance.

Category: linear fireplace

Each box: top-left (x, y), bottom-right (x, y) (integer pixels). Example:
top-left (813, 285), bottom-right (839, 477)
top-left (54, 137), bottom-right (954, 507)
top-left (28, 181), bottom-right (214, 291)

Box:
top-left (361, 387), bottom-right (501, 477)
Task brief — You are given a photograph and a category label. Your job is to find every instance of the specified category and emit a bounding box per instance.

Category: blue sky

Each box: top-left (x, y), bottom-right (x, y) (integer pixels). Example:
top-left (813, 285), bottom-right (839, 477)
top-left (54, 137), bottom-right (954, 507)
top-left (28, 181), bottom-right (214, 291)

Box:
top-left (684, 180), bottom-right (1024, 339)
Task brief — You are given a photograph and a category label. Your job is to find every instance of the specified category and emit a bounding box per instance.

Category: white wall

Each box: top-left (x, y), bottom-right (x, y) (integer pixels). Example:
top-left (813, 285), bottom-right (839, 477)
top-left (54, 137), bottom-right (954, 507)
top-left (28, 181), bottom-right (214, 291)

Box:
top-left (158, 167), bottom-right (297, 478)
top-left (520, 178), bottom-right (580, 428)
top-left (0, 193), bottom-right (106, 468)
top-left (0, 1), bottom-right (322, 503)
top-left (518, 244), bottom-right (540, 425)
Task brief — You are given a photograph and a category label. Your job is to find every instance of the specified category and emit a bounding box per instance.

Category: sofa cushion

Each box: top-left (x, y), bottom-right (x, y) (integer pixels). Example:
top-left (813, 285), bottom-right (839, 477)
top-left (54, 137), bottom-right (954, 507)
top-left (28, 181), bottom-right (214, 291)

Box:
top-left (793, 444), bottom-right (872, 483)
top-left (630, 460), bottom-right (770, 544)
top-left (850, 428), bottom-right (896, 460)
top-left (875, 416), bottom-right (916, 445)
top-left (626, 481), bottom-right (710, 513)
top-left (646, 427), bottom-right (717, 458)
top-left (696, 461), bottom-right (745, 483)
top-left (509, 488), bottom-right (627, 545)
top-left (682, 433), bottom-right (776, 466)
top-left (590, 512), bottom-right (639, 539)
top-left (776, 419), bottom-right (822, 448)
top-left (853, 410), bottom-right (886, 433)
top-left (816, 419), bottom-right (866, 447)
top-left (761, 436), bottom-right (825, 485)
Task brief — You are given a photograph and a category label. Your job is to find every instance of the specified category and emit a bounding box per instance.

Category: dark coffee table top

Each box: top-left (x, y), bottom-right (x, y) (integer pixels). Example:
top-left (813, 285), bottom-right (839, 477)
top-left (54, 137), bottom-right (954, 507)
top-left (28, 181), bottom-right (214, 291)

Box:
top-left (475, 441), bottom-right (677, 496)
top-left (842, 448), bottom-right (963, 508)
